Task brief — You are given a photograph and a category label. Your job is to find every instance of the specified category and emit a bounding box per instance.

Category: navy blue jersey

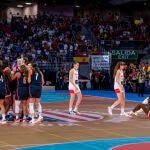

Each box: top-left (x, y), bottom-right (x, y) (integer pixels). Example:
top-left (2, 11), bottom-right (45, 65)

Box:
top-left (4, 75), bottom-right (11, 96)
top-left (18, 72), bottom-right (28, 88)
top-left (0, 74), bottom-right (6, 99)
top-left (9, 71), bottom-right (19, 94)
top-left (29, 71), bottom-right (42, 98)
top-left (30, 72), bottom-right (42, 86)
top-left (16, 72), bottom-right (29, 100)
top-left (9, 79), bottom-right (17, 94)
top-left (0, 75), bottom-right (5, 88)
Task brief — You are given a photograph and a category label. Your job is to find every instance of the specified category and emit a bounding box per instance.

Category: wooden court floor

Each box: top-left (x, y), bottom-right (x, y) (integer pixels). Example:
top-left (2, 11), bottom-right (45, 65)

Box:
top-left (0, 96), bottom-right (150, 150)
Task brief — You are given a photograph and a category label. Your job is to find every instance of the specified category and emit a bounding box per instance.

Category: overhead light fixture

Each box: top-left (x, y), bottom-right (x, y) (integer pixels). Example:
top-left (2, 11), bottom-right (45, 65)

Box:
top-left (25, 2), bottom-right (32, 5)
top-left (75, 5), bottom-right (80, 8)
top-left (17, 5), bottom-right (24, 8)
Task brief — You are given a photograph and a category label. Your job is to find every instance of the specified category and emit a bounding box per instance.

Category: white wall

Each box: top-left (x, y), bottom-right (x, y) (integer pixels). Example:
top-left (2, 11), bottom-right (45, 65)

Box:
top-left (7, 7), bottom-right (23, 22)
top-left (7, 4), bottom-right (38, 22)
top-left (23, 4), bottom-right (38, 17)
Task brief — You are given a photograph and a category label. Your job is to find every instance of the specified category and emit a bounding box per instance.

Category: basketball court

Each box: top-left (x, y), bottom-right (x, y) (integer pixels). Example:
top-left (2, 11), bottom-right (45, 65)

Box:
top-left (0, 90), bottom-right (150, 150)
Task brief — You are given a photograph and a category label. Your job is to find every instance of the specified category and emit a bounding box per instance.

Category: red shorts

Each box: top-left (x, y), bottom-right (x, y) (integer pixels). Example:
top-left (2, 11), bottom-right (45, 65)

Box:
top-left (69, 89), bottom-right (81, 94)
top-left (148, 111), bottom-right (150, 119)
top-left (114, 89), bottom-right (120, 94)
top-left (69, 90), bottom-right (75, 94)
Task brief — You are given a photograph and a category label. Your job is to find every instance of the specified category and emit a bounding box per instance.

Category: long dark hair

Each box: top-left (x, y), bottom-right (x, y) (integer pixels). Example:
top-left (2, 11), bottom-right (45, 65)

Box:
top-left (0, 66), bottom-right (3, 77)
top-left (3, 60), bottom-right (10, 69)
top-left (113, 61), bottom-right (125, 78)
top-left (32, 63), bottom-right (40, 73)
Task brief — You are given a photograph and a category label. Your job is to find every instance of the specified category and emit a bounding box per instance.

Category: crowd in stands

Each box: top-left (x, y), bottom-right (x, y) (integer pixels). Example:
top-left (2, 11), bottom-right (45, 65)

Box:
top-left (0, 14), bottom-right (94, 69)
top-left (0, 14), bottom-right (96, 85)
top-left (90, 69), bottom-right (110, 90)
top-left (89, 62), bottom-right (150, 95)
top-left (82, 13), bottom-right (150, 50)
top-left (0, 12), bottom-right (150, 94)
top-left (124, 63), bottom-right (150, 95)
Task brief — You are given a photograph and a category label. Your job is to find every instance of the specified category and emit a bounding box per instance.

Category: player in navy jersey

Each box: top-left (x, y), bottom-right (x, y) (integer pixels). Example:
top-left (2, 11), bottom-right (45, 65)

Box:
top-left (2, 60), bottom-right (13, 114)
top-left (0, 65), bottom-right (7, 124)
top-left (28, 63), bottom-right (44, 123)
top-left (9, 65), bottom-right (29, 123)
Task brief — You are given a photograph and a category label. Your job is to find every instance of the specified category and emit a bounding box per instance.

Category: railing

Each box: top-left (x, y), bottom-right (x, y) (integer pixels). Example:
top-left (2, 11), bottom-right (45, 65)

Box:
top-left (37, 62), bottom-right (73, 71)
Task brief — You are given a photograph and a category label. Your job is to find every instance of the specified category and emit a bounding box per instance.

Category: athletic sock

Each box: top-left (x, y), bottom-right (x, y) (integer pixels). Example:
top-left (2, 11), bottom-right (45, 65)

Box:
top-left (31, 116), bottom-right (34, 120)
top-left (69, 108), bottom-right (73, 112)
top-left (2, 114), bottom-right (5, 121)
top-left (121, 108), bottom-right (125, 113)
top-left (74, 107), bottom-right (78, 112)
top-left (37, 103), bottom-right (42, 115)
top-left (16, 115), bottom-right (19, 119)
top-left (15, 100), bottom-right (21, 114)
top-left (110, 105), bottom-right (115, 109)
top-left (29, 103), bottom-right (35, 120)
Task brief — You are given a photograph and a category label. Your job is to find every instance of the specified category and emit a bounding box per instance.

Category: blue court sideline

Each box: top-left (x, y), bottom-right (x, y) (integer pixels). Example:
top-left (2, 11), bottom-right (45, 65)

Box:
top-left (16, 137), bottom-right (150, 150)
top-left (41, 90), bottom-right (149, 103)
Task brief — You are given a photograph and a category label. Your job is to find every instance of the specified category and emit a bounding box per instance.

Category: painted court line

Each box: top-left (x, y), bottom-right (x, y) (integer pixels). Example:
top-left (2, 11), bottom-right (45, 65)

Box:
top-left (42, 112), bottom-right (78, 122)
top-left (80, 112), bottom-right (104, 119)
top-left (16, 137), bottom-right (150, 150)
top-left (43, 111), bottom-right (86, 121)
top-left (84, 94), bottom-right (143, 103)
top-left (62, 111), bottom-right (101, 120)
top-left (43, 110), bottom-right (103, 122)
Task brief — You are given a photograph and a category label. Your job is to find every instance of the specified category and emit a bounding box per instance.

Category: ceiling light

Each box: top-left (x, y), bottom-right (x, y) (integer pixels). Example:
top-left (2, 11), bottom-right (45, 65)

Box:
top-left (25, 2), bottom-right (32, 5)
top-left (17, 5), bottom-right (24, 8)
top-left (75, 5), bottom-right (80, 8)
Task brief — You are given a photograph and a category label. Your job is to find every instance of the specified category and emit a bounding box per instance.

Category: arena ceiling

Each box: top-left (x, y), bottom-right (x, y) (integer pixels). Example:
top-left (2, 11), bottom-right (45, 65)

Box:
top-left (0, 0), bottom-right (149, 7)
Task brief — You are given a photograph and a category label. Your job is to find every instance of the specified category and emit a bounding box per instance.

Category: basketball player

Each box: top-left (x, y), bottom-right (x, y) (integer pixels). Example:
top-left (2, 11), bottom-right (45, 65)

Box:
top-left (28, 63), bottom-right (44, 123)
top-left (68, 62), bottom-right (82, 114)
top-left (128, 96), bottom-right (150, 118)
top-left (9, 66), bottom-right (18, 113)
top-left (3, 60), bottom-right (13, 114)
top-left (10, 65), bottom-right (29, 123)
top-left (0, 65), bottom-right (7, 124)
top-left (108, 61), bottom-right (127, 116)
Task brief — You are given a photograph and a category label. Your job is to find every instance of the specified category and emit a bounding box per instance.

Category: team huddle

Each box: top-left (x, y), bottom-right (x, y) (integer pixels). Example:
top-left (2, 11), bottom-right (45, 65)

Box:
top-left (0, 58), bottom-right (44, 124)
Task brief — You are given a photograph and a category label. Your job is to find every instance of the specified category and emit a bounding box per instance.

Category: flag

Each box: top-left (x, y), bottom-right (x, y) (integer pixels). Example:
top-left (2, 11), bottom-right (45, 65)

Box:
top-left (73, 55), bottom-right (89, 64)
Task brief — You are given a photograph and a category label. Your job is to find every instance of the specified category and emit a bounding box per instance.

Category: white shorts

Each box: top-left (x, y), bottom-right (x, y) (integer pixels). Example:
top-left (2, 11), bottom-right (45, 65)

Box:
top-left (69, 85), bottom-right (81, 94)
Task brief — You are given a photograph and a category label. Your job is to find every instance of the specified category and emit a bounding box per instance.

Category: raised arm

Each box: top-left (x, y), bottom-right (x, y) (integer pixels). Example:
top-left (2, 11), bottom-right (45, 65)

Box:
top-left (28, 69), bottom-right (32, 84)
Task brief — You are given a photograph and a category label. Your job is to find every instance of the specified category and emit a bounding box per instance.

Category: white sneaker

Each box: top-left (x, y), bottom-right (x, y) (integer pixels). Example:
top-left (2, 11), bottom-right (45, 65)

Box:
top-left (0, 120), bottom-right (7, 124)
top-left (29, 119), bottom-right (36, 124)
top-left (69, 110), bottom-right (75, 115)
top-left (120, 112), bottom-right (128, 117)
top-left (108, 107), bottom-right (112, 115)
top-left (36, 116), bottom-right (43, 123)
top-left (128, 111), bottom-right (133, 115)
top-left (73, 110), bottom-right (80, 115)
